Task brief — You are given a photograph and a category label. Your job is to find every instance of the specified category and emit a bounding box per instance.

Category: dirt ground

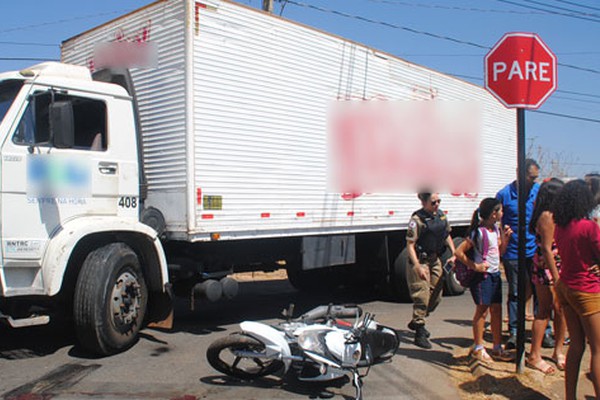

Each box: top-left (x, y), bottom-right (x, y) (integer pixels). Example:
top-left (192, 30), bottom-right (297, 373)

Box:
top-left (449, 348), bottom-right (562, 399)
top-left (448, 322), bottom-right (595, 400)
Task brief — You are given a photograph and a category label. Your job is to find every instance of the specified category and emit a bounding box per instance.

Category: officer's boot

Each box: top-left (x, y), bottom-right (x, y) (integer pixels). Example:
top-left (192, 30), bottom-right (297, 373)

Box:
top-left (408, 320), bottom-right (431, 338)
top-left (414, 325), bottom-right (432, 349)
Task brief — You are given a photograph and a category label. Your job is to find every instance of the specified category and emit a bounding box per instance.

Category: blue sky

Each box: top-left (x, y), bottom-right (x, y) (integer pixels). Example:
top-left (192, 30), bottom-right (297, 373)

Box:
top-left (1, 0), bottom-right (598, 177)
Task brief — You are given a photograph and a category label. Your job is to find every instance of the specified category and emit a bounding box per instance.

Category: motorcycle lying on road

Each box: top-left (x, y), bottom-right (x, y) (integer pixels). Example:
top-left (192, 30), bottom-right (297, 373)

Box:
top-left (206, 304), bottom-right (399, 400)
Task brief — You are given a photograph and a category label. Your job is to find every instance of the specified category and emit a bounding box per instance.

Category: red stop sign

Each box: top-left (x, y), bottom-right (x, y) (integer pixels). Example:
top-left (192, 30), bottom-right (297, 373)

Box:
top-left (485, 33), bottom-right (557, 109)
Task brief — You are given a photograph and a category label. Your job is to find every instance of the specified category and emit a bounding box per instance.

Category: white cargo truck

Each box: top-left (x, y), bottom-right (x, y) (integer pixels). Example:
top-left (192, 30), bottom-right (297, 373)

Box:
top-left (0, 0), bottom-right (516, 355)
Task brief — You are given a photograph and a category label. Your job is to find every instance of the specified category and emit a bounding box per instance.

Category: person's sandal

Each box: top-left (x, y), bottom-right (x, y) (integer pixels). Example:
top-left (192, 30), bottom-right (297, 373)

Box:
top-left (471, 347), bottom-right (493, 362)
top-left (552, 354), bottom-right (566, 371)
top-left (491, 347), bottom-right (514, 362)
top-left (526, 358), bottom-right (556, 375)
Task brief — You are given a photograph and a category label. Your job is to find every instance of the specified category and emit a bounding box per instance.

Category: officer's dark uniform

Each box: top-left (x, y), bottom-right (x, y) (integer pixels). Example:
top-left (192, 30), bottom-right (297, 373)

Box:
top-left (406, 208), bottom-right (451, 327)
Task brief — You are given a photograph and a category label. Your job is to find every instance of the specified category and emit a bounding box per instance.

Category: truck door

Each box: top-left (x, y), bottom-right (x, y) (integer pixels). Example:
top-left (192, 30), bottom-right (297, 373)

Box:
top-left (1, 86), bottom-right (134, 291)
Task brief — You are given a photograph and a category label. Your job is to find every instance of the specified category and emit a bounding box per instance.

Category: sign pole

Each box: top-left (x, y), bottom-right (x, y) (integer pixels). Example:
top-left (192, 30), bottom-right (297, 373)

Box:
top-left (516, 107), bottom-right (526, 373)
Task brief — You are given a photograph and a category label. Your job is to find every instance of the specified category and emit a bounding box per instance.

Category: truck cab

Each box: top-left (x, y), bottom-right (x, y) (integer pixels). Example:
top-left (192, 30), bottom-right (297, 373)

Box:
top-left (0, 63), bottom-right (169, 355)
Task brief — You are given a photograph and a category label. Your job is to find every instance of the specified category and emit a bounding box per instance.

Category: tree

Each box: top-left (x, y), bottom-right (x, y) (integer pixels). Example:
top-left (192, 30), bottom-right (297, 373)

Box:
top-left (527, 136), bottom-right (574, 178)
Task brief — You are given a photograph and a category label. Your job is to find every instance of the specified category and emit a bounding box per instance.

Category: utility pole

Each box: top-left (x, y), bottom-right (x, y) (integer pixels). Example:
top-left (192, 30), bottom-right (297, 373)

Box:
top-left (262, 0), bottom-right (273, 13)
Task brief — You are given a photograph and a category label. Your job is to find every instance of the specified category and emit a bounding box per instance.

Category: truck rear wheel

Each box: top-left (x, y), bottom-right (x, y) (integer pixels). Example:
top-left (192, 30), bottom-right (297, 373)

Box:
top-left (442, 237), bottom-right (465, 296)
top-left (286, 267), bottom-right (333, 292)
top-left (391, 249), bottom-right (412, 303)
top-left (74, 243), bottom-right (148, 356)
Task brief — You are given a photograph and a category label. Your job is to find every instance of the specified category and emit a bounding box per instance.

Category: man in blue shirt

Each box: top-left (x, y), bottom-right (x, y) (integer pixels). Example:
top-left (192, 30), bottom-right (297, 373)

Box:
top-left (496, 159), bottom-right (552, 349)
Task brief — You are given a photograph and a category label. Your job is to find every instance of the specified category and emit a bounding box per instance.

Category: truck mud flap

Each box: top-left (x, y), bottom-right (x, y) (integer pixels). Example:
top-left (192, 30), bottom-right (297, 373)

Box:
top-left (146, 283), bottom-right (174, 329)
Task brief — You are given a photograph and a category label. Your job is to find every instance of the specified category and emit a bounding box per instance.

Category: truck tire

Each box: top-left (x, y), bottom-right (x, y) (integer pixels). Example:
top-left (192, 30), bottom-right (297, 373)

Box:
top-left (442, 237), bottom-right (465, 296)
top-left (74, 243), bottom-right (148, 356)
top-left (286, 267), bottom-right (332, 292)
top-left (390, 249), bottom-right (412, 303)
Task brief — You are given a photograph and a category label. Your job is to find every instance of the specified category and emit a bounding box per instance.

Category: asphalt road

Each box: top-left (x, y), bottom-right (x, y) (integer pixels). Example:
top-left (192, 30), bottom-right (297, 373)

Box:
top-left (0, 278), bottom-right (471, 400)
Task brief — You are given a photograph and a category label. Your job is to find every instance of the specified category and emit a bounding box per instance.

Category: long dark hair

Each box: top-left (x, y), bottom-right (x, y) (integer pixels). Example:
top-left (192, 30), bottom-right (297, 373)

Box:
top-left (529, 178), bottom-right (564, 233)
top-left (586, 173), bottom-right (600, 206)
top-left (552, 179), bottom-right (595, 227)
top-left (467, 197), bottom-right (501, 242)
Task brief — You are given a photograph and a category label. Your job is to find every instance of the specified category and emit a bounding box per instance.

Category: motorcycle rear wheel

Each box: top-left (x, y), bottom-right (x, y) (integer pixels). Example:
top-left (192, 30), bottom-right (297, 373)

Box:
top-left (206, 333), bottom-right (284, 379)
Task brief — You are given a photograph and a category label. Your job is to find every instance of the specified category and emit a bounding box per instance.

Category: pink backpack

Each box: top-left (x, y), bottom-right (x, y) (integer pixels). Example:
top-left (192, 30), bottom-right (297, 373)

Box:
top-left (454, 227), bottom-right (496, 287)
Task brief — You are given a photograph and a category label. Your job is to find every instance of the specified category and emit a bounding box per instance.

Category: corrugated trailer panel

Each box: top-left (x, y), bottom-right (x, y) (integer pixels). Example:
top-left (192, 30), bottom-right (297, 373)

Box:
top-left (62, 0), bottom-right (516, 242)
top-left (61, 1), bottom-right (188, 198)
top-left (190, 0), bottom-right (515, 239)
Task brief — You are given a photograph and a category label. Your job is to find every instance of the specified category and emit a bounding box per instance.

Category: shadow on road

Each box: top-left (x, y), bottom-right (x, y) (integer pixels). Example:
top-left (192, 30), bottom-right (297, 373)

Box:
top-left (458, 374), bottom-right (552, 399)
top-left (0, 278), bottom-right (383, 360)
top-left (0, 320), bottom-right (76, 360)
top-left (200, 373), bottom-right (355, 400)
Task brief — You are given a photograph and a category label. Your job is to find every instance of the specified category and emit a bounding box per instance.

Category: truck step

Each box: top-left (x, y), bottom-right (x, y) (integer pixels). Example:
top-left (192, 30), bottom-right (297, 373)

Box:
top-left (0, 312), bottom-right (50, 328)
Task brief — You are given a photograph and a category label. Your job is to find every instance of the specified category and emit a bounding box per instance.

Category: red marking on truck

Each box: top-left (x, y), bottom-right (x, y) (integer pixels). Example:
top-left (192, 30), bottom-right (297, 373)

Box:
top-left (341, 192), bottom-right (363, 200)
top-left (201, 214), bottom-right (213, 219)
top-left (261, 213), bottom-right (270, 218)
top-left (388, 211), bottom-right (394, 216)
top-left (451, 192), bottom-right (479, 199)
top-left (296, 212), bottom-right (305, 217)
top-left (195, 3), bottom-right (202, 34)
top-left (347, 211), bottom-right (355, 217)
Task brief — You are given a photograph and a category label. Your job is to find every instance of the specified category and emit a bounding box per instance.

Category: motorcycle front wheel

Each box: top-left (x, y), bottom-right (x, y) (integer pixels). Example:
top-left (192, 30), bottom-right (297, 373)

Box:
top-left (206, 333), bottom-right (284, 379)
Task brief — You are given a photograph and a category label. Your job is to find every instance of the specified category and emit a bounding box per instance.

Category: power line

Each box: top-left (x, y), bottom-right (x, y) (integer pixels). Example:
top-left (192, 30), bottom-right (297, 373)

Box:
top-left (552, 94), bottom-right (600, 105)
top-left (558, 62), bottom-right (600, 74)
top-left (281, 0), bottom-right (600, 76)
top-left (549, 0), bottom-right (600, 13)
top-left (532, 110), bottom-right (600, 124)
top-left (447, 72), bottom-right (600, 100)
top-left (364, 0), bottom-right (548, 15)
top-left (562, 162), bottom-right (600, 167)
top-left (0, 57), bottom-right (60, 61)
top-left (522, 0), bottom-right (600, 18)
top-left (558, 89), bottom-right (600, 99)
top-left (521, 0), bottom-right (600, 18)
top-left (0, 41), bottom-right (56, 47)
top-left (280, 0), bottom-right (488, 49)
top-left (0, 10), bottom-right (132, 34)
top-left (494, 0), bottom-right (600, 23)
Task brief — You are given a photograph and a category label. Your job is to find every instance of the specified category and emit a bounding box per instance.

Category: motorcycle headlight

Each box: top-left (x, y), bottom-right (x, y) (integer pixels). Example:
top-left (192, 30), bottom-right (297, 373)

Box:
top-left (343, 344), bottom-right (362, 366)
top-left (298, 331), bottom-right (326, 355)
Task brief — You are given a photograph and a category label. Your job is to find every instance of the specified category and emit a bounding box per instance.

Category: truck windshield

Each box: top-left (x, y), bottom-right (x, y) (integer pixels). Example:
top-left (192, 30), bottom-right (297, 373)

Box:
top-left (0, 80), bottom-right (24, 126)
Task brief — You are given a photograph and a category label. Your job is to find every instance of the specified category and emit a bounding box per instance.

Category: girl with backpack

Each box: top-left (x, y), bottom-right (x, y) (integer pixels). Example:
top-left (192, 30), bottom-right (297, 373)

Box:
top-left (455, 198), bottom-right (513, 362)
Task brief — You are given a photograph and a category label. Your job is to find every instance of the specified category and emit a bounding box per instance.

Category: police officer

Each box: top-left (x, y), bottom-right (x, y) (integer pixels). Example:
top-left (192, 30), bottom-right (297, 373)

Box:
top-left (406, 192), bottom-right (456, 349)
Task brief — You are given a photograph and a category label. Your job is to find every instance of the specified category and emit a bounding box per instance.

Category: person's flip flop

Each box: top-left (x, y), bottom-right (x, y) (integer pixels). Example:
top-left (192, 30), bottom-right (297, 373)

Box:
top-left (552, 355), bottom-right (566, 371)
top-left (526, 359), bottom-right (556, 375)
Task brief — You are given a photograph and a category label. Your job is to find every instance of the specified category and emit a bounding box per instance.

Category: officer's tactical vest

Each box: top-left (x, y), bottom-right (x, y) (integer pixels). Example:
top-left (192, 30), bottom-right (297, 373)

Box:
top-left (413, 209), bottom-right (449, 255)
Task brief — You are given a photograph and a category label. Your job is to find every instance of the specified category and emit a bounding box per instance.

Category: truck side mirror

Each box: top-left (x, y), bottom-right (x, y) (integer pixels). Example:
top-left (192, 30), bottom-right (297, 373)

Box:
top-left (50, 101), bottom-right (74, 148)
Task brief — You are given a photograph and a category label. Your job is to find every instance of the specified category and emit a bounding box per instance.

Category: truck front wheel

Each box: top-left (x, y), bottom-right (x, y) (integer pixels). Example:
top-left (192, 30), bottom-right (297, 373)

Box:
top-left (74, 243), bottom-right (148, 356)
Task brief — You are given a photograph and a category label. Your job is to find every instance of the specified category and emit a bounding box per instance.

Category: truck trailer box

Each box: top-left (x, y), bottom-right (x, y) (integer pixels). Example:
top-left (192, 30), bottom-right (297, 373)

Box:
top-left (61, 0), bottom-right (517, 243)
